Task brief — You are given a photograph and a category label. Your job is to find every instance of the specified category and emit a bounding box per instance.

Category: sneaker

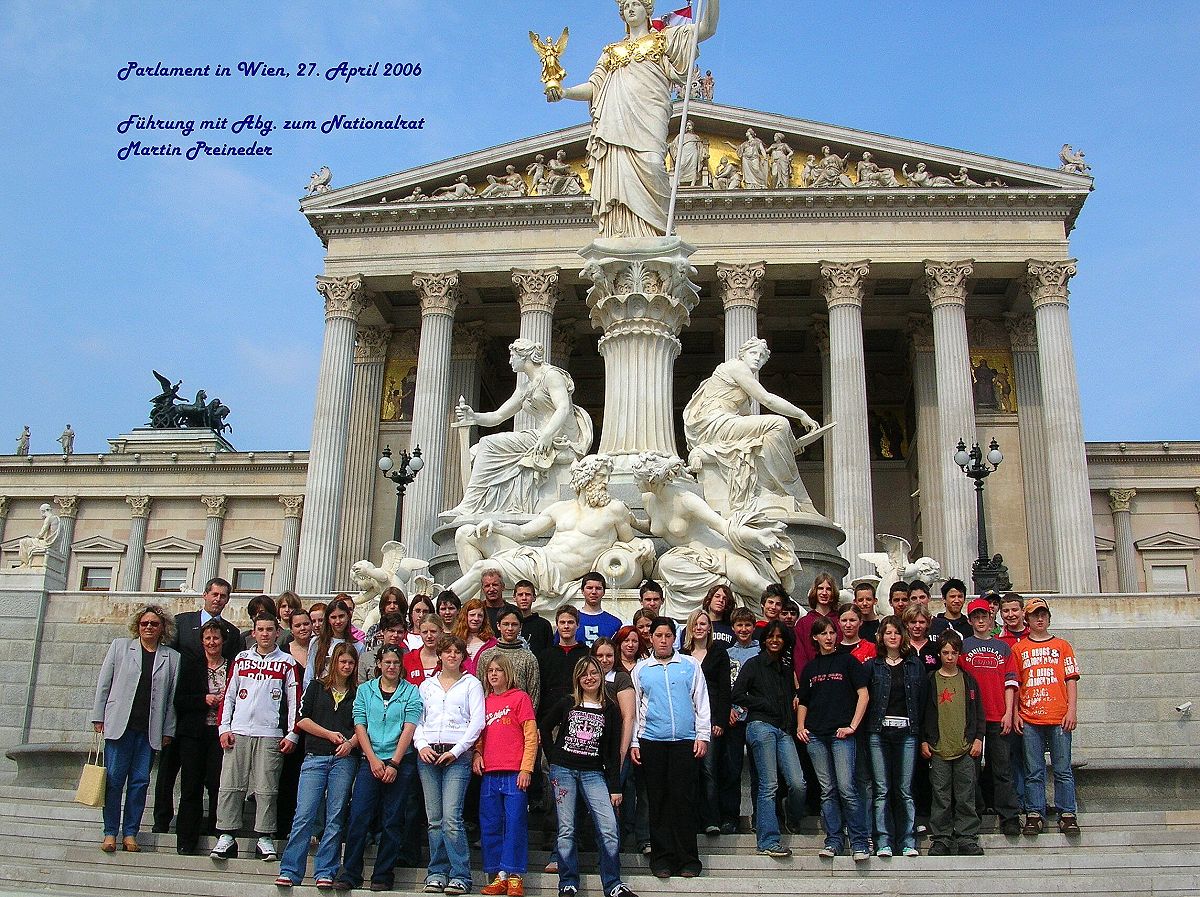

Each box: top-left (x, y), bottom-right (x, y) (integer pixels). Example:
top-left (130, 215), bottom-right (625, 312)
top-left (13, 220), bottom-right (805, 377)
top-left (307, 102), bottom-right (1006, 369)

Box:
top-left (506, 876), bottom-right (524, 897)
top-left (256, 836), bottom-right (278, 861)
top-left (210, 834), bottom-right (238, 859)
top-left (558, 888), bottom-right (578, 897)
top-left (315, 880), bottom-right (335, 891)
top-left (275, 878), bottom-right (295, 888)
top-left (875, 846), bottom-right (893, 858)
top-left (852, 850), bottom-right (870, 862)
top-left (818, 846), bottom-right (836, 858)
top-left (544, 860), bottom-right (558, 874)
top-left (481, 876), bottom-right (508, 896)
top-left (608, 887), bottom-right (638, 897)
top-left (757, 845), bottom-right (791, 858)
top-left (639, 841), bottom-right (652, 855)
top-left (902, 847), bottom-right (920, 857)
top-left (719, 822), bottom-right (737, 835)
top-left (370, 882), bottom-right (394, 893)
top-left (445, 881), bottom-right (469, 896)
top-left (1058, 814), bottom-right (1080, 835)
top-left (1000, 818), bottom-right (1022, 836)
top-left (704, 824), bottom-right (721, 836)
top-left (958, 842), bottom-right (985, 856)
top-left (1023, 814), bottom-right (1045, 836)
top-left (424, 883), bottom-right (447, 894)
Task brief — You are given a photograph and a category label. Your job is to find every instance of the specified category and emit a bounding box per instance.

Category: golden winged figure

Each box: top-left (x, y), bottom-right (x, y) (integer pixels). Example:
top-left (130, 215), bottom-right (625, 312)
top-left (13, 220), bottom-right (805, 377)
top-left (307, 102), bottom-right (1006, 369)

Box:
top-left (529, 27), bottom-right (569, 95)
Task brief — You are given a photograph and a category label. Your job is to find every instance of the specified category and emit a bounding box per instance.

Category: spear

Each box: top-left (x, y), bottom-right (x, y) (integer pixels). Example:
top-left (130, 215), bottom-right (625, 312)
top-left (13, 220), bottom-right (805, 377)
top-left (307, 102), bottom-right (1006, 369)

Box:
top-left (666, 0), bottom-right (706, 237)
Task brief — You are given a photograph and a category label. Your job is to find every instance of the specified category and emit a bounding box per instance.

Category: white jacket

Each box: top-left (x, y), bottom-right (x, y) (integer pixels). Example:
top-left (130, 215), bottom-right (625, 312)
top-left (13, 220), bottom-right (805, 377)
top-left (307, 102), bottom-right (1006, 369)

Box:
top-left (219, 646), bottom-right (300, 742)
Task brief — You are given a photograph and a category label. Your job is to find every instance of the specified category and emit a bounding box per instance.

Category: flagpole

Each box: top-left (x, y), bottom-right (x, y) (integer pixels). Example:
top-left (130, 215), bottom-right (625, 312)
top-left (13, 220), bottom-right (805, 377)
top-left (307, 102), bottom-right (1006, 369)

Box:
top-left (665, 0), bottom-right (705, 237)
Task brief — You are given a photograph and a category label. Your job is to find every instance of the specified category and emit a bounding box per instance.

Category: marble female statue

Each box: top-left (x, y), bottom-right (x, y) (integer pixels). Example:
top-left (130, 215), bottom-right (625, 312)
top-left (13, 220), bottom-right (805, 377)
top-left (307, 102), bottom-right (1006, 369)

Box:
top-left (479, 165), bottom-right (528, 198)
top-left (856, 152), bottom-right (901, 188)
top-left (448, 338), bottom-right (593, 518)
top-left (633, 452), bottom-right (796, 617)
top-left (669, 121), bottom-right (707, 187)
top-left (737, 129), bottom-right (768, 188)
top-left (766, 133), bottom-right (794, 188)
top-left (683, 337), bottom-right (821, 514)
top-left (547, 0), bottom-right (720, 238)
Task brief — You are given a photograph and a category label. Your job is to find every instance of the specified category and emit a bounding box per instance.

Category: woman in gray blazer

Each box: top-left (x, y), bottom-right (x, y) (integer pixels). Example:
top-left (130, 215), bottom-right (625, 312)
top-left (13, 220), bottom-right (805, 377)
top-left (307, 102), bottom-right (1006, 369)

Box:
top-left (91, 604), bottom-right (181, 852)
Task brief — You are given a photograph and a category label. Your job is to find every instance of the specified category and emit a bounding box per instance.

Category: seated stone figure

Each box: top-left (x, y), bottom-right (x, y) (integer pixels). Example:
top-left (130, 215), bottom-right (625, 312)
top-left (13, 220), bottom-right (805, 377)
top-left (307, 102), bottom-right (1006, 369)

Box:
top-left (450, 454), bottom-right (654, 610)
top-left (18, 503), bottom-right (64, 568)
top-left (683, 337), bottom-right (821, 515)
top-left (446, 338), bottom-right (593, 519)
top-left (633, 452), bottom-right (797, 617)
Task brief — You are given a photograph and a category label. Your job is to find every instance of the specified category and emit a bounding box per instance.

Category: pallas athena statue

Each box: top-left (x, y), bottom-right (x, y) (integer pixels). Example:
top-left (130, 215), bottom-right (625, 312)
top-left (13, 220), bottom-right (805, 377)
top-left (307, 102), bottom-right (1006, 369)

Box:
top-left (547, 0), bottom-right (720, 238)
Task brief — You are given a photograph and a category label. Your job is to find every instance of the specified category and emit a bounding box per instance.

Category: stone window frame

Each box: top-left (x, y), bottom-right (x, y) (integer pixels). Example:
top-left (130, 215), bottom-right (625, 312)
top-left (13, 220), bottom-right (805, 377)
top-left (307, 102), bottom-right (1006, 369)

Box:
top-left (144, 536), bottom-right (202, 594)
top-left (80, 565), bottom-right (114, 591)
top-left (221, 536), bottom-right (281, 596)
top-left (154, 566), bottom-right (190, 592)
top-left (232, 567), bottom-right (268, 594)
top-left (1135, 532), bottom-right (1200, 595)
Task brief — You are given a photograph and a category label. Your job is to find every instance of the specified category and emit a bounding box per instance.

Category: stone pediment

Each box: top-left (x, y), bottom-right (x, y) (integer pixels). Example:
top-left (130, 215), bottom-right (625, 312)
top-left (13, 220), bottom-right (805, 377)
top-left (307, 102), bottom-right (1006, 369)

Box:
top-left (1135, 532), bottom-right (1200, 551)
top-left (221, 536), bottom-right (280, 555)
top-left (144, 536), bottom-right (202, 554)
top-left (72, 536), bottom-right (127, 554)
top-left (302, 102), bottom-right (1091, 237)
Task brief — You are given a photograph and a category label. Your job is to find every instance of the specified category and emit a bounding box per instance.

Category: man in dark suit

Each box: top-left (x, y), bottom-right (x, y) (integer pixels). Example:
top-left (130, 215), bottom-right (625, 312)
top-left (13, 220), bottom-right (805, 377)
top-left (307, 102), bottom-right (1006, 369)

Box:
top-left (153, 577), bottom-right (240, 833)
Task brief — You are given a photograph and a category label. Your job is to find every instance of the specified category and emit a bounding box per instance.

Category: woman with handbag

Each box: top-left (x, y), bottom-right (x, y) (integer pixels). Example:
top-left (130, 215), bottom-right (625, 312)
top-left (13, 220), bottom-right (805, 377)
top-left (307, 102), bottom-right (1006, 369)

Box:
top-left (91, 603), bottom-right (181, 852)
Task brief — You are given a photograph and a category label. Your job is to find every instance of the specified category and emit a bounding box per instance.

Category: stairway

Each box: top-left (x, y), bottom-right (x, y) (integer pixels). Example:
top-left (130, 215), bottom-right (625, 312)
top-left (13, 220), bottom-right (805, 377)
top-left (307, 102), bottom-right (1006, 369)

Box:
top-left (1, 784), bottom-right (1198, 896)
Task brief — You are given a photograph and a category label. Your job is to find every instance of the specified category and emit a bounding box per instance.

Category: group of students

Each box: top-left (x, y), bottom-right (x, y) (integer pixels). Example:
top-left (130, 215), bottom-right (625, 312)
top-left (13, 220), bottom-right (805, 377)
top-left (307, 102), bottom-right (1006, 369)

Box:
top-left (90, 567), bottom-right (1081, 893)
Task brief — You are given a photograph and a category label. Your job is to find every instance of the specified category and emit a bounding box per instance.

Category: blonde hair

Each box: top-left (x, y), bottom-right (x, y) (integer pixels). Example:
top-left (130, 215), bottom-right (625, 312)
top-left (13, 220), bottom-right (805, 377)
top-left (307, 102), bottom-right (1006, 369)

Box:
top-left (129, 604), bottom-right (175, 643)
top-left (482, 653), bottom-right (516, 696)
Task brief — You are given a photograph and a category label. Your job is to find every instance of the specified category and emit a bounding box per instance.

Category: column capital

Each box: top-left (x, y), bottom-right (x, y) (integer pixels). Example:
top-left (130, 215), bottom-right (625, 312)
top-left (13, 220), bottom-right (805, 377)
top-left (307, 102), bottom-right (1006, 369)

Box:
top-left (1003, 312), bottom-right (1039, 352)
top-left (1026, 259), bottom-right (1078, 309)
top-left (511, 267), bottom-right (561, 316)
top-left (280, 494), bottom-right (305, 519)
top-left (201, 494), bottom-right (227, 519)
top-left (0, 496), bottom-right (8, 519)
top-left (413, 271), bottom-right (462, 317)
top-left (924, 259), bottom-right (974, 309)
top-left (1108, 488), bottom-right (1136, 513)
top-left (54, 496), bottom-right (78, 519)
top-left (451, 321), bottom-right (489, 360)
top-left (716, 262), bottom-right (766, 311)
top-left (125, 495), bottom-right (152, 518)
top-left (315, 274), bottom-right (368, 321)
top-left (906, 313), bottom-right (935, 353)
top-left (810, 313), bottom-right (830, 357)
top-left (818, 260), bottom-right (870, 309)
top-left (354, 326), bottom-right (391, 364)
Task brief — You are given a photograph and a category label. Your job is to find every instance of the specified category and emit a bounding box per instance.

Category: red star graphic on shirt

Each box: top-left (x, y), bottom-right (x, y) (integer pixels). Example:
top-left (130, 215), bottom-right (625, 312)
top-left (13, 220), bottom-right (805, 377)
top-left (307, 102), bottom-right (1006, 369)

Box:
top-left (939, 688), bottom-right (955, 705)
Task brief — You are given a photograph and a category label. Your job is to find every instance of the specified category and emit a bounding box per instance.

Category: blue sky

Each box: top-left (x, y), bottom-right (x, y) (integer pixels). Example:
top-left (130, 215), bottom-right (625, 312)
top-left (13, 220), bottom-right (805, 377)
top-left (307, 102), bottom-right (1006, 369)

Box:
top-left (1, 1), bottom-right (1196, 453)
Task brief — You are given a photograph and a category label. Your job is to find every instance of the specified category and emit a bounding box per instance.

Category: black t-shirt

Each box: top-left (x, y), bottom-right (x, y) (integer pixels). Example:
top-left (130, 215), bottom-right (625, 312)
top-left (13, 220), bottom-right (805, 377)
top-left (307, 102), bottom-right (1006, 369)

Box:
top-left (127, 647), bottom-right (156, 733)
top-left (885, 660), bottom-right (909, 718)
top-left (930, 615), bottom-right (972, 640)
top-left (913, 640), bottom-right (940, 672)
top-left (521, 613), bottom-right (553, 656)
top-left (797, 651), bottom-right (868, 736)
top-left (860, 619), bottom-right (880, 644)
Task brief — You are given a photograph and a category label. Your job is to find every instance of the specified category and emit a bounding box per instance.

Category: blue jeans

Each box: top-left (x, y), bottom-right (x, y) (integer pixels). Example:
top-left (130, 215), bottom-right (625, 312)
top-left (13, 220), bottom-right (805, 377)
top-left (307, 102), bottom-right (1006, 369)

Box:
top-left (1007, 730), bottom-right (1026, 811)
top-left (805, 734), bottom-right (869, 853)
top-left (746, 721), bottom-right (806, 851)
top-left (338, 753), bottom-right (417, 887)
top-left (480, 771), bottom-right (528, 875)
top-left (550, 764), bottom-right (623, 894)
top-left (868, 731), bottom-right (916, 851)
top-left (418, 751), bottom-right (473, 886)
top-left (1022, 723), bottom-right (1076, 815)
top-left (103, 729), bottom-right (154, 837)
top-left (278, 753), bottom-right (358, 883)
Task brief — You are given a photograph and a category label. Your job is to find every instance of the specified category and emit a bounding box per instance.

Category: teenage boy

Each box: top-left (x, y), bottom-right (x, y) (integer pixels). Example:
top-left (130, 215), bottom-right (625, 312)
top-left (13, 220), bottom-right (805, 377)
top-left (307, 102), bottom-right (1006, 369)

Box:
top-left (477, 607), bottom-right (542, 709)
top-left (931, 579), bottom-right (972, 639)
top-left (722, 608), bottom-right (761, 834)
top-left (514, 579), bottom-right (552, 656)
top-left (538, 606), bottom-right (589, 721)
top-left (920, 632), bottom-right (985, 856)
top-left (480, 567), bottom-right (520, 634)
top-left (779, 600), bottom-right (801, 630)
top-left (638, 579), bottom-right (668, 619)
top-left (852, 583), bottom-right (880, 642)
top-left (907, 580), bottom-right (932, 607)
top-left (1013, 598), bottom-right (1081, 836)
top-left (887, 582), bottom-right (911, 618)
top-left (960, 598), bottom-right (1020, 835)
top-left (754, 587), bottom-right (785, 639)
top-left (997, 594), bottom-right (1029, 648)
top-left (359, 612), bottom-right (407, 682)
top-left (577, 571), bottom-right (622, 645)
top-left (211, 614), bottom-right (299, 862)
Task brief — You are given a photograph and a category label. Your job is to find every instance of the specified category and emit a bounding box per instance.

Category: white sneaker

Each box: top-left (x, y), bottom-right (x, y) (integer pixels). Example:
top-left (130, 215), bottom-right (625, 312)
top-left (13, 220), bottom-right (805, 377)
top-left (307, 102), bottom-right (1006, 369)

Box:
top-left (256, 836), bottom-right (278, 861)
top-left (852, 850), bottom-right (870, 862)
top-left (210, 834), bottom-right (237, 859)
top-left (818, 846), bottom-right (836, 858)
top-left (902, 846), bottom-right (920, 857)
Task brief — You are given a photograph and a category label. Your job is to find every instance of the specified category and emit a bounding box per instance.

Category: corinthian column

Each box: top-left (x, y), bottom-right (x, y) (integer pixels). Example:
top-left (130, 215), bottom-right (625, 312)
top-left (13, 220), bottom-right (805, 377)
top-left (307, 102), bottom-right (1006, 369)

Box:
top-left (402, 271), bottom-right (461, 559)
top-left (196, 495), bottom-right (226, 587)
top-left (512, 268), bottom-right (560, 430)
top-left (718, 262), bottom-right (766, 414)
top-left (925, 260), bottom-right (977, 582)
top-left (297, 275), bottom-right (367, 594)
top-left (819, 260), bottom-right (874, 577)
top-left (1027, 259), bottom-right (1098, 593)
top-left (337, 325), bottom-right (391, 583)
top-left (907, 315), bottom-right (945, 563)
top-left (445, 323), bottom-right (487, 512)
top-left (277, 495), bottom-right (304, 593)
top-left (120, 496), bottom-right (151, 591)
top-left (1108, 489), bottom-right (1138, 592)
top-left (811, 314), bottom-right (833, 515)
top-left (0, 497), bottom-right (9, 563)
top-left (1005, 313), bottom-right (1056, 590)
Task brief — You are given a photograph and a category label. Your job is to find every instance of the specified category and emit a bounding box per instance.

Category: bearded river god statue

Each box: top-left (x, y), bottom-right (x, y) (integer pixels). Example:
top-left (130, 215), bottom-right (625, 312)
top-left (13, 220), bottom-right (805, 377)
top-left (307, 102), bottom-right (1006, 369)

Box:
top-left (545, 0), bottom-right (720, 238)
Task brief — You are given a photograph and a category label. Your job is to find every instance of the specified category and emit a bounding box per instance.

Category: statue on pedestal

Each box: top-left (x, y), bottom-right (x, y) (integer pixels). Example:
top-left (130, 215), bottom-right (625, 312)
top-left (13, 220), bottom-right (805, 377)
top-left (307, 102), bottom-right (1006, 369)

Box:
top-left (859, 534), bottom-right (943, 614)
top-left (15, 426), bottom-right (30, 456)
top-left (447, 339), bottom-right (593, 518)
top-left (544, 0), bottom-right (720, 237)
top-left (450, 454), bottom-right (654, 607)
top-left (683, 338), bottom-right (822, 514)
top-left (767, 133), bottom-right (795, 189)
top-left (633, 452), bottom-right (796, 617)
top-left (736, 129), bottom-right (769, 189)
top-left (668, 121), bottom-right (709, 188)
top-left (18, 503), bottom-right (64, 567)
top-left (350, 540), bottom-right (437, 629)
top-left (57, 425), bottom-right (75, 455)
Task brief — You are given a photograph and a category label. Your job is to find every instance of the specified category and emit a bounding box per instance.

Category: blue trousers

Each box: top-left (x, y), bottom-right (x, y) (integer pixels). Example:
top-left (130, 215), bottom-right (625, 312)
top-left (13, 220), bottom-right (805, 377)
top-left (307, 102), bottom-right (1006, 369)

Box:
top-left (418, 751), bottom-right (473, 887)
top-left (103, 729), bottom-right (154, 837)
top-left (806, 734), bottom-right (869, 854)
top-left (868, 731), bottom-right (916, 852)
top-left (550, 764), bottom-right (624, 894)
top-left (480, 771), bottom-right (528, 875)
top-left (338, 753), bottom-right (417, 888)
top-left (1022, 723), bottom-right (1076, 815)
top-left (278, 753), bottom-right (358, 883)
top-left (746, 721), bottom-right (806, 851)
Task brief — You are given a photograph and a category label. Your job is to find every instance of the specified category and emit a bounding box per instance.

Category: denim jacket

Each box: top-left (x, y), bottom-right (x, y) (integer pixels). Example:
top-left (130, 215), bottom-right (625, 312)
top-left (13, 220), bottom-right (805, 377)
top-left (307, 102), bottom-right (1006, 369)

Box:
top-left (863, 654), bottom-right (927, 737)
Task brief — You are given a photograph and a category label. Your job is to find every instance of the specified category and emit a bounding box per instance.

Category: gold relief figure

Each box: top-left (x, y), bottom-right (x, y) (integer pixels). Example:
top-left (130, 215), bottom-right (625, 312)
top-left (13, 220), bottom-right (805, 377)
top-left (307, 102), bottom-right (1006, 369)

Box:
top-left (529, 28), bottom-right (569, 95)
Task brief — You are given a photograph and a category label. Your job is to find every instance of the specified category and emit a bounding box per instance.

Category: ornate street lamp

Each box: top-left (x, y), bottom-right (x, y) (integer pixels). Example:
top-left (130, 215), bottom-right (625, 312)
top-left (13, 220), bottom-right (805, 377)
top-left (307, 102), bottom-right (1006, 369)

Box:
top-left (954, 437), bottom-right (1012, 595)
top-left (378, 445), bottom-right (423, 542)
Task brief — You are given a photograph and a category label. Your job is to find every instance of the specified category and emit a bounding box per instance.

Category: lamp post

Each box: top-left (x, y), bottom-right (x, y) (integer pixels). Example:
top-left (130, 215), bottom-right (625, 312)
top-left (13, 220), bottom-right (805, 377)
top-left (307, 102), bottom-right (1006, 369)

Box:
top-left (378, 445), bottom-right (424, 542)
top-left (954, 437), bottom-right (1012, 595)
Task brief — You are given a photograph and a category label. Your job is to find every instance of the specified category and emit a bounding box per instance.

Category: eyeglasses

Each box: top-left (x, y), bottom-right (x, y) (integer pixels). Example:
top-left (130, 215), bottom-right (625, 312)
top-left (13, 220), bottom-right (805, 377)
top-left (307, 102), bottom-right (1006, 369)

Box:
top-left (139, 620), bottom-right (162, 628)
